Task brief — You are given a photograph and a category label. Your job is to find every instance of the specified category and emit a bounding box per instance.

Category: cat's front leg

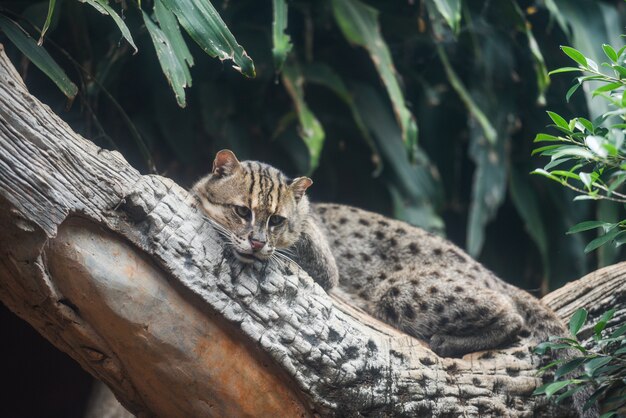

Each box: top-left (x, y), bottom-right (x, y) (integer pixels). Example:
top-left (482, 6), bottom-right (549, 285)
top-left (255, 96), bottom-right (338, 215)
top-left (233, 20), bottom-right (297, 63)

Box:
top-left (292, 218), bottom-right (339, 290)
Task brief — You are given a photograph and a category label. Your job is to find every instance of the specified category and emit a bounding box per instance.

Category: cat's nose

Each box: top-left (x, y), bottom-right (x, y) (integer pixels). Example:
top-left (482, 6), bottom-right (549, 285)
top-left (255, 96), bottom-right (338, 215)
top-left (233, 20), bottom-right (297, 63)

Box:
top-left (249, 238), bottom-right (266, 251)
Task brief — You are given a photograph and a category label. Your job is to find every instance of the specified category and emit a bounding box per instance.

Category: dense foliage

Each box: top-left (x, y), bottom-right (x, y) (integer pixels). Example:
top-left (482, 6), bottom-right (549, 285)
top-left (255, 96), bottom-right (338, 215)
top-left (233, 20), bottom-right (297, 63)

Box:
top-left (1, 0), bottom-right (625, 292)
top-left (533, 42), bottom-right (626, 254)
top-left (534, 308), bottom-right (626, 417)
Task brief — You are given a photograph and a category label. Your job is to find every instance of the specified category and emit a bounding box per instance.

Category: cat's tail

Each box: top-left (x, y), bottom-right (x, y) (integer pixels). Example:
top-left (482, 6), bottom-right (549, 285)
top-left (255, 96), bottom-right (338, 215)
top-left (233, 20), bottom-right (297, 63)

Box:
top-left (508, 288), bottom-right (598, 418)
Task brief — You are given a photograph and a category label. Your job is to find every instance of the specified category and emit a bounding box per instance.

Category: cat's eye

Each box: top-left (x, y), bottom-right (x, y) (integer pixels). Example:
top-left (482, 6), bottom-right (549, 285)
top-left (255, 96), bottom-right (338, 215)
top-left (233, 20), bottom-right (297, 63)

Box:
top-left (269, 214), bottom-right (286, 227)
top-left (234, 205), bottom-right (252, 220)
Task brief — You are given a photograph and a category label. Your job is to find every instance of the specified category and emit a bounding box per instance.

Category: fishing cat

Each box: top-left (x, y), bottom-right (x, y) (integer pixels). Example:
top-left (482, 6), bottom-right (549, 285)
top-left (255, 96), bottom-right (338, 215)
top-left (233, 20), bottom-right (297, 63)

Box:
top-left (192, 149), bottom-right (596, 416)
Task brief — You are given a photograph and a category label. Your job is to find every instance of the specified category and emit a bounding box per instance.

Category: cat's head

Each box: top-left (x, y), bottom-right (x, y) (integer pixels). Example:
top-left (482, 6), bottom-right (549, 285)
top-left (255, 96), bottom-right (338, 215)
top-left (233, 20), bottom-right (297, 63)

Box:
top-left (192, 149), bottom-right (312, 264)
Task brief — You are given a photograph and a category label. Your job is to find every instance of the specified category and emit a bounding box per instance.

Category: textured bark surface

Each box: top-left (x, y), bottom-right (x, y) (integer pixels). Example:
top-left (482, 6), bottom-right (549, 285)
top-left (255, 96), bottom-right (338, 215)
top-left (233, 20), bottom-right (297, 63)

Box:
top-left (0, 44), bottom-right (623, 417)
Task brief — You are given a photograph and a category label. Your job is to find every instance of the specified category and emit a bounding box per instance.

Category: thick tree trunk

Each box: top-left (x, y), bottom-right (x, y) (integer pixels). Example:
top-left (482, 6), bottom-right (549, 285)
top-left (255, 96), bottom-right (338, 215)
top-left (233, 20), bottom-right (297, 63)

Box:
top-left (0, 44), bottom-right (623, 417)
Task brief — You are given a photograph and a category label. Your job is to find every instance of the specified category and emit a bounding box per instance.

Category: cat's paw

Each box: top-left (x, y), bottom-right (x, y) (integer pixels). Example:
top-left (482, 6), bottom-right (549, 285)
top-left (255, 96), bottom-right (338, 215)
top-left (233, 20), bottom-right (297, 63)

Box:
top-left (429, 334), bottom-right (464, 358)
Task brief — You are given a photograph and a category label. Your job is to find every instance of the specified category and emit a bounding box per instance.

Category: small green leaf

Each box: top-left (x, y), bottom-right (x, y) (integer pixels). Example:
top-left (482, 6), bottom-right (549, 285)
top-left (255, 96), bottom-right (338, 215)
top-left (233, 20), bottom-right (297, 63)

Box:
top-left (561, 46), bottom-right (588, 67)
top-left (584, 357), bottom-right (612, 377)
top-left (545, 380), bottom-right (572, 398)
top-left (568, 221), bottom-right (613, 234)
top-left (534, 133), bottom-right (561, 142)
top-left (585, 227), bottom-right (621, 253)
top-left (602, 44), bottom-right (618, 62)
top-left (610, 324), bottom-right (626, 338)
top-left (555, 358), bottom-right (586, 379)
top-left (547, 111), bottom-right (570, 130)
top-left (612, 65), bottom-right (626, 79)
top-left (569, 308), bottom-right (588, 336)
top-left (594, 308), bottom-right (616, 336)
top-left (566, 83), bottom-right (581, 102)
top-left (0, 15), bottom-right (77, 98)
top-left (592, 82), bottom-right (623, 97)
top-left (549, 66), bottom-right (584, 75)
top-left (78, 0), bottom-right (137, 53)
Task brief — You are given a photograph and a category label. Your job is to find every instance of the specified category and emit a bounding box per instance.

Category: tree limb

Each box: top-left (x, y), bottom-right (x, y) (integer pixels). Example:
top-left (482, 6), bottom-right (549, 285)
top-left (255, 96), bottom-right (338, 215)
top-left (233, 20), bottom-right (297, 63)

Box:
top-left (0, 44), bottom-right (622, 417)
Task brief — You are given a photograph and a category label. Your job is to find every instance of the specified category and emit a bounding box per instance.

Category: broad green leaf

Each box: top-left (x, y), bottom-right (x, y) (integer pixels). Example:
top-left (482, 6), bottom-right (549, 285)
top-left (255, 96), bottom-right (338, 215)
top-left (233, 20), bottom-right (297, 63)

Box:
top-left (160, 0), bottom-right (255, 77)
top-left (438, 45), bottom-right (497, 145)
top-left (547, 111), bottom-right (570, 130)
top-left (556, 386), bottom-right (585, 404)
top-left (561, 46), bottom-right (588, 67)
top-left (613, 65), bottom-right (626, 79)
top-left (0, 15), bottom-right (77, 98)
top-left (615, 346), bottom-right (626, 355)
top-left (352, 83), bottom-right (443, 233)
top-left (592, 82), bottom-right (623, 97)
top-left (584, 227), bottom-right (621, 253)
top-left (531, 144), bottom-right (563, 156)
top-left (37, 0), bottom-right (56, 45)
top-left (550, 147), bottom-right (594, 160)
top-left (272, 0), bottom-right (292, 72)
top-left (579, 172), bottom-right (591, 188)
top-left (597, 200), bottom-right (620, 266)
top-left (331, 0), bottom-right (418, 153)
top-left (142, 10), bottom-right (190, 107)
top-left (154, 0), bottom-right (194, 70)
top-left (602, 43), bottom-right (618, 62)
top-left (569, 308), bottom-right (587, 336)
top-left (281, 62), bottom-right (325, 174)
top-left (510, 167), bottom-right (549, 277)
top-left (567, 221), bottom-right (613, 234)
top-left (426, 0), bottom-right (461, 33)
top-left (78, 0), bottom-right (137, 53)
top-left (302, 63), bottom-right (382, 174)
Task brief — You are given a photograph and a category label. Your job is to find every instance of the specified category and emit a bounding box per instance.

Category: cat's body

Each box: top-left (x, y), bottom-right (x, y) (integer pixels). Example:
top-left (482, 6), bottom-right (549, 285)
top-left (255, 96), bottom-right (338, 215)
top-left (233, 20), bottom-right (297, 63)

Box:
top-left (193, 150), bottom-right (595, 417)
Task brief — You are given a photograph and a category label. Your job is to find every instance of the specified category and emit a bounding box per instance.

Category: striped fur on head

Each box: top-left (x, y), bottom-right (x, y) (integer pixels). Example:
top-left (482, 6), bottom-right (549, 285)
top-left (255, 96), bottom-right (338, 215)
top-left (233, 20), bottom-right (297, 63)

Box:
top-left (192, 150), bottom-right (312, 264)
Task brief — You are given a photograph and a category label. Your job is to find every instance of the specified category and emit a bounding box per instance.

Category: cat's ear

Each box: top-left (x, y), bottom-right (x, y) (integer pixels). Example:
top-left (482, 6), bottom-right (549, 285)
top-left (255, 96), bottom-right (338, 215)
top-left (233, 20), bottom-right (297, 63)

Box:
top-left (290, 177), bottom-right (313, 201)
top-left (212, 149), bottom-right (241, 177)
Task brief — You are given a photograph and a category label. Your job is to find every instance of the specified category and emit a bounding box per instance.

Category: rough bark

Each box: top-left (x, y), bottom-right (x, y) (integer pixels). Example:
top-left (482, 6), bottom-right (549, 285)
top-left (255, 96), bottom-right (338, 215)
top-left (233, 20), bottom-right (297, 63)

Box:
top-left (0, 44), bottom-right (623, 417)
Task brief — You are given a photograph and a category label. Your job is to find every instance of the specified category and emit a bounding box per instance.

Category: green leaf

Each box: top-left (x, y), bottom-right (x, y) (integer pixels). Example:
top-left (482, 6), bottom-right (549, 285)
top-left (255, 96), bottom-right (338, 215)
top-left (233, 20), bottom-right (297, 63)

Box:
top-left (281, 62), bottom-right (325, 174)
top-left (594, 308), bottom-right (616, 337)
top-left (534, 133), bottom-right (561, 142)
top-left (610, 324), bottom-right (626, 338)
top-left (154, 0), bottom-right (194, 70)
top-left (585, 227), bottom-right (621, 253)
top-left (612, 65), bottom-right (626, 79)
top-left (602, 43), bottom-right (618, 62)
top-left (614, 346), bottom-right (626, 355)
top-left (427, 0), bottom-right (462, 33)
top-left (548, 66), bottom-right (584, 75)
top-left (0, 15), bottom-right (77, 99)
top-left (160, 0), bottom-right (255, 77)
top-left (592, 82), bottom-right (623, 97)
top-left (550, 146), bottom-right (594, 160)
top-left (545, 380), bottom-right (572, 398)
top-left (584, 356), bottom-right (612, 377)
top-left (561, 46), bottom-right (588, 67)
top-left (352, 83), bottom-right (443, 232)
top-left (142, 9), bottom-right (190, 107)
top-left (331, 0), bottom-right (418, 152)
top-left (547, 111), bottom-right (570, 130)
top-left (272, 0), bottom-right (292, 73)
top-left (438, 45), bottom-right (497, 145)
top-left (566, 83), bottom-right (580, 102)
top-left (567, 221), bottom-right (613, 234)
top-left (555, 358), bottom-right (586, 379)
top-left (37, 0), bottom-right (56, 45)
top-left (569, 308), bottom-right (588, 336)
top-left (78, 0), bottom-right (137, 53)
